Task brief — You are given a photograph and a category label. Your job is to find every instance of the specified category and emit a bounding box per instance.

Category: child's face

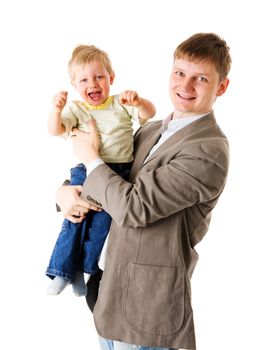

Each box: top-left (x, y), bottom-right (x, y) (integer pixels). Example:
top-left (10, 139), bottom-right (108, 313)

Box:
top-left (72, 60), bottom-right (114, 106)
top-left (169, 58), bottom-right (229, 119)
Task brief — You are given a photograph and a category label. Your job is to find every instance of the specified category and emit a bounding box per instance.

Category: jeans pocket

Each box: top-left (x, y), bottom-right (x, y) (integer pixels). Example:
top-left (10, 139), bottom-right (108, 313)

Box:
top-left (124, 263), bottom-right (185, 335)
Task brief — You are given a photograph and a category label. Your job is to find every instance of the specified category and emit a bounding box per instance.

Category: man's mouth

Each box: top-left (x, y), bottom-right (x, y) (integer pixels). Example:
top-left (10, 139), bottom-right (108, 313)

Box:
top-left (177, 93), bottom-right (196, 100)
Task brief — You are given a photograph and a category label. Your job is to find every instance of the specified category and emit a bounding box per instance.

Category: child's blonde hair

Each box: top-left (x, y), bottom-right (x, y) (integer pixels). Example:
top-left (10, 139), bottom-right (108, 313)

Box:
top-left (68, 45), bottom-right (114, 81)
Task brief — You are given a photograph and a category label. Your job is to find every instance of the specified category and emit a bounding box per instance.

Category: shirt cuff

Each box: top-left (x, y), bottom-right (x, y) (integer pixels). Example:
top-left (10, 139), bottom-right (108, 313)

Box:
top-left (85, 158), bottom-right (104, 175)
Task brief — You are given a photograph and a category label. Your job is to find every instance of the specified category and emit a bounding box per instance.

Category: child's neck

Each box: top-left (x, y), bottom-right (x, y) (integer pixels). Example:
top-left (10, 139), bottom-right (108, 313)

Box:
top-left (84, 95), bottom-right (112, 110)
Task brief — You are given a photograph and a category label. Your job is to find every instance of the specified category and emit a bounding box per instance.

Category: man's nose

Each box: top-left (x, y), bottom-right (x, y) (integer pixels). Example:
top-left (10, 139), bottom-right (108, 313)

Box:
top-left (181, 77), bottom-right (194, 92)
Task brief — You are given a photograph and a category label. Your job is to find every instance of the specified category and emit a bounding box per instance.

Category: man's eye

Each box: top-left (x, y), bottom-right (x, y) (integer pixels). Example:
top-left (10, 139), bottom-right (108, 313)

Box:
top-left (198, 76), bottom-right (208, 82)
top-left (96, 75), bottom-right (103, 80)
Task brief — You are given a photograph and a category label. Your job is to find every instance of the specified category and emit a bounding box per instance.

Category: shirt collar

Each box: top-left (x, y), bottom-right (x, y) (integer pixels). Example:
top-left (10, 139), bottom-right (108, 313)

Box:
top-left (161, 112), bottom-right (209, 134)
top-left (82, 95), bottom-right (113, 110)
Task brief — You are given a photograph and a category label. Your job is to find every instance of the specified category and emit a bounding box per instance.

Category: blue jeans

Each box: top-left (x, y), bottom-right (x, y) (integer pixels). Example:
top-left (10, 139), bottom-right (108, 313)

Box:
top-left (46, 162), bottom-right (131, 281)
top-left (98, 337), bottom-right (177, 350)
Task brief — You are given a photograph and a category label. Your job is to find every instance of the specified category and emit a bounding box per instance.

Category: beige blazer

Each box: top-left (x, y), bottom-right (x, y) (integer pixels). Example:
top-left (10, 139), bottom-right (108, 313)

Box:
top-left (81, 112), bottom-right (229, 349)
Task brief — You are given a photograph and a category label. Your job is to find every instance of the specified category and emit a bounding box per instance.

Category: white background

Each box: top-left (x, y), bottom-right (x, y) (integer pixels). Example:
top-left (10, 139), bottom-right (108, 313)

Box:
top-left (0, 1), bottom-right (256, 349)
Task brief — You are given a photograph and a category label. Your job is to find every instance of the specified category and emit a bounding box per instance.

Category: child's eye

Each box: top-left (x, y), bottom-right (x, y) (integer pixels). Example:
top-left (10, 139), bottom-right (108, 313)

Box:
top-left (175, 71), bottom-right (184, 77)
top-left (96, 75), bottom-right (103, 80)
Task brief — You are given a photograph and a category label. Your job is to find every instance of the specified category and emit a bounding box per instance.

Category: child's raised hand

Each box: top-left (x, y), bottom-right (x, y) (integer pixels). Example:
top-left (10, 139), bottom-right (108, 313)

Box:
top-left (119, 90), bottom-right (140, 107)
top-left (53, 91), bottom-right (68, 110)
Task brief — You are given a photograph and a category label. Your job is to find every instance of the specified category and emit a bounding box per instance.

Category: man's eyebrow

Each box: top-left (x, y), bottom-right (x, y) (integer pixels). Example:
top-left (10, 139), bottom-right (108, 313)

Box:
top-left (172, 66), bottom-right (210, 77)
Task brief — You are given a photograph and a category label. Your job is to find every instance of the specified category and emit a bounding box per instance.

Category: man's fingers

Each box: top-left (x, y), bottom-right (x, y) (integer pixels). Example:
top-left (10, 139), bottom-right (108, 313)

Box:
top-left (87, 118), bottom-right (98, 134)
top-left (77, 203), bottom-right (102, 213)
top-left (74, 198), bottom-right (102, 213)
top-left (71, 128), bottom-right (81, 136)
top-left (64, 214), bottom-right (85, 224)
top-left (73, 185), bottom-right (83, 192)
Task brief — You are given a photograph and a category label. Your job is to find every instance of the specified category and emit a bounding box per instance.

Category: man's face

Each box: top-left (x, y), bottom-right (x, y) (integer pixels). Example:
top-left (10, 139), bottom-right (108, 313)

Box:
top-left (169, 58), bottom-right (229, 119)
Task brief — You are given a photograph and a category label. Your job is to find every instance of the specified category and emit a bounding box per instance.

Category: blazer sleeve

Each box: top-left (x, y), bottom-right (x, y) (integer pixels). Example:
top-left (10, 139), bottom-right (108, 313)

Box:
top-left (81, 141), bottom-right (229, 228)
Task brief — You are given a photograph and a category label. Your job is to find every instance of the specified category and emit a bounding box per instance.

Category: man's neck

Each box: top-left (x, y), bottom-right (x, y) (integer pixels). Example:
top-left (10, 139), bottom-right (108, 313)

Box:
top-left (172, 110), bottom-right (212, 120)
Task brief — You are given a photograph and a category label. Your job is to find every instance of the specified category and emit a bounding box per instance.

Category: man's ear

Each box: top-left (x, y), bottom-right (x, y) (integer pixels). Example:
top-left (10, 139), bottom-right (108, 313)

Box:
top-left (216, 78), bottom-right (230, 97)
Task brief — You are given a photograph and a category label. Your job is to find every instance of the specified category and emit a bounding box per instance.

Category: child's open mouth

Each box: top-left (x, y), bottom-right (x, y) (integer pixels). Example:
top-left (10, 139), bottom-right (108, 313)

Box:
top-left (89, 91), bottom-right (102, 101)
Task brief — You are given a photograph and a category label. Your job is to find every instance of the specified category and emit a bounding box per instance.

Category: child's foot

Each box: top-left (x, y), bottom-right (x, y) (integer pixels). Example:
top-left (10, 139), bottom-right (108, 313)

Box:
top-left (47, 276), bottom-right (69, 295)
top-left (72, 272), bottom-right (90, 297)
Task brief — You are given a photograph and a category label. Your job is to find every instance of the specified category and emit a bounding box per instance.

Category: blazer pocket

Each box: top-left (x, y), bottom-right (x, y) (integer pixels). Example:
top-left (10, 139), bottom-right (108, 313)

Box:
top-left (124, 263), bottom-right (185, 335)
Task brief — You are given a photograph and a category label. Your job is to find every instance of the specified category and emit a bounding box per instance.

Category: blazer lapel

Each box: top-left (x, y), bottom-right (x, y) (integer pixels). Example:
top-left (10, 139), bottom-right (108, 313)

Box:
top-left (130, 121), bottom-right (162, 180)
top-left (131, 112), bottom-right (216, 176)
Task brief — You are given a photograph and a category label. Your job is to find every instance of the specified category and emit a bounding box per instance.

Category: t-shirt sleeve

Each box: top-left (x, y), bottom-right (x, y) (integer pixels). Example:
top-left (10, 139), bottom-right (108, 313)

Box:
top-left (61, 103), bottom-right (78, 136)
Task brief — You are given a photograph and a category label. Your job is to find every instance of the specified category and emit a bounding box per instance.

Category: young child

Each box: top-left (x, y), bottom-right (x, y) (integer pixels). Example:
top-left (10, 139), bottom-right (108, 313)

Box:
top-left (45, 44), bottom-right (156, 296)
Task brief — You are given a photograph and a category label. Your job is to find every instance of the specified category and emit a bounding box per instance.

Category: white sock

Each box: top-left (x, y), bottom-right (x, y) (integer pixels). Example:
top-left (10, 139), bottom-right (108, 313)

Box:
top-left (72, 271), bottom-right (90, 297)
top-left (47, 276), bottom-right (69, 295)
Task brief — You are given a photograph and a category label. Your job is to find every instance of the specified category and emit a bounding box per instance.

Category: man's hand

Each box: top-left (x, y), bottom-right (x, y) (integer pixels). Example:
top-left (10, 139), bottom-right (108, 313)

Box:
top-left (71, 118), bottom-right (101, 166)
top-left (56, 185), bottom-right (101, 223)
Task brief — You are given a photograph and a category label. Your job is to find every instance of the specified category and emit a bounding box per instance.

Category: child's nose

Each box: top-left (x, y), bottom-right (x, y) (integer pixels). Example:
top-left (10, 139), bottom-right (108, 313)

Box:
top-left (89, 78), bottom-right (97, 88)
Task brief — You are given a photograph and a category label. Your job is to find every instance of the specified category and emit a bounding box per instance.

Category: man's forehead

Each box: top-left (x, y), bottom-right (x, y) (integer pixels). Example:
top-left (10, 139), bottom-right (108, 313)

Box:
top-left (172, 58), bottom-right (216, 75)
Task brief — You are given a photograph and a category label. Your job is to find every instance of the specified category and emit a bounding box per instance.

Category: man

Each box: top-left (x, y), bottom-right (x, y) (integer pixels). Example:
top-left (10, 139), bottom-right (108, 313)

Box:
top-left (56, 33), bottom-right (231, 350)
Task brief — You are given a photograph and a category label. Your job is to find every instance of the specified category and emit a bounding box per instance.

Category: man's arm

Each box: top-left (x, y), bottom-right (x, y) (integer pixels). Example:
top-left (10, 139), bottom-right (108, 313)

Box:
top-left (68, 120), bottom-right (228, 227)
top-left (71, 119), bottom-right (229, 228)
top-left (82, 147), bottom-right (228, 228)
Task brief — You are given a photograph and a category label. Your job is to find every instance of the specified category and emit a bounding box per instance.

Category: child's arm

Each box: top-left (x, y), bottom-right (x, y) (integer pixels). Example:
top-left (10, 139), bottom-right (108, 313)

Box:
top-left (47, 91), bottom-right (68, 136)
top-left (119, 90), bottom-right (156, 122)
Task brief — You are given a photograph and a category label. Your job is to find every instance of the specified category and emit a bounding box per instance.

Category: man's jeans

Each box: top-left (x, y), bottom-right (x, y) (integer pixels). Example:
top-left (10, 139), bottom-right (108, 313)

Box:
top-left (98, 337), bottom-right (177, 350)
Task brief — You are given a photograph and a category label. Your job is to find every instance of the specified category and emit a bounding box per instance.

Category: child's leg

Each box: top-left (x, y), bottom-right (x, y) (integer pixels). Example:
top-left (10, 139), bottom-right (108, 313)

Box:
top-left (46, 164), bottom-right (87, 295)
top-left (81, 163), bottom-right (132, 279)
top-left (69, 164), bottom-right (93, 296)
top-left (46, 218), bottom-right (86, 294)
top-left (82, 210), bottom-right (112, 276)
top-left (69, 163), bottom-right (88, 186)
